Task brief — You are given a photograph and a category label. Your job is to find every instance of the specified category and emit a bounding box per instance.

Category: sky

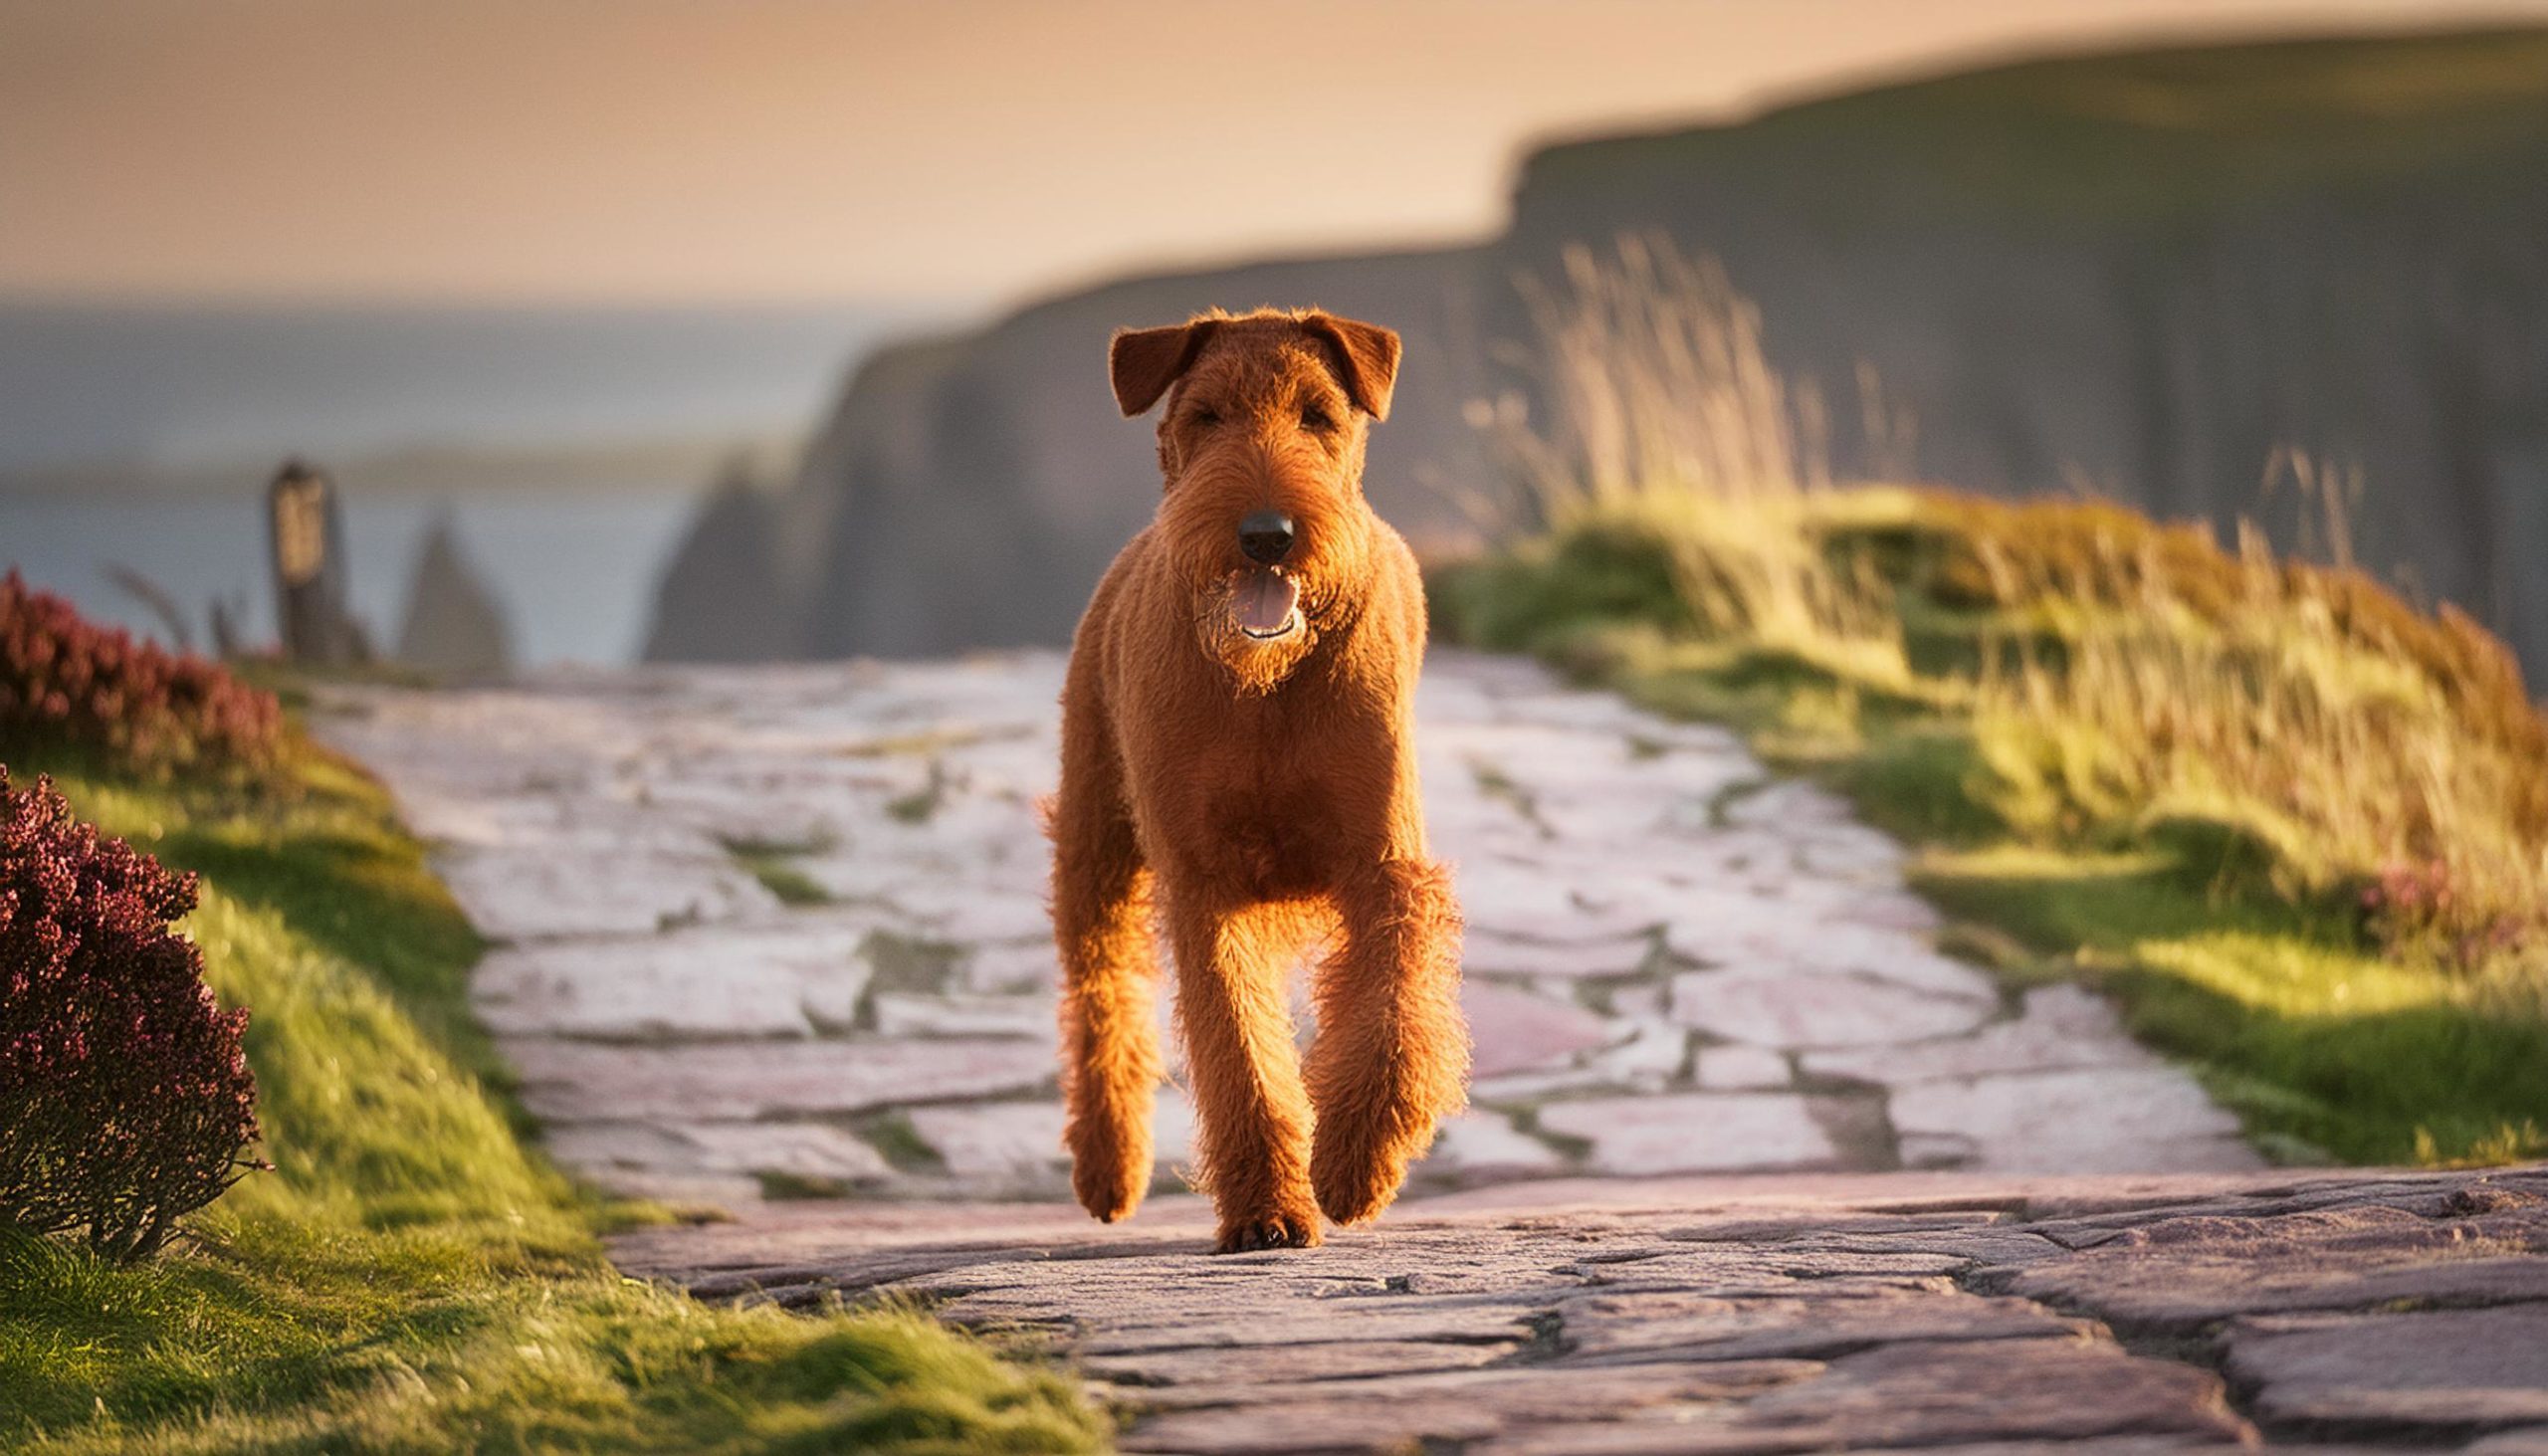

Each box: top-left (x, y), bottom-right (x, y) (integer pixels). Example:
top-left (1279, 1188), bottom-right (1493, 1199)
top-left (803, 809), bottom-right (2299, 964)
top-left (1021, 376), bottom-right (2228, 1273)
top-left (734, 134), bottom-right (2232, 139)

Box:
top-left (5, 0), bottom-right (2545, 309)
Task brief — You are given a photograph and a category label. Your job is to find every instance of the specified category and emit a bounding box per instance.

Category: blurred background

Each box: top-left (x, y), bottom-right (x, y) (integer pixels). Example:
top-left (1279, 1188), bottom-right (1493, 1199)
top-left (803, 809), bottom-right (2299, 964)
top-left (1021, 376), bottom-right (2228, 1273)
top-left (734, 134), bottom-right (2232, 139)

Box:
top-left (6, 0), bottom-right (2546, 679)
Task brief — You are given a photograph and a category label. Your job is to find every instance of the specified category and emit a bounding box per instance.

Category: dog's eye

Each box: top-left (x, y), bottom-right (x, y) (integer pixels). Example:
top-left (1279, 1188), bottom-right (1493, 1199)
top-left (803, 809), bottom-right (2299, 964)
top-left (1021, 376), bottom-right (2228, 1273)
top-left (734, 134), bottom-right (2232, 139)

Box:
top-left (1191, 407), bottom-right (1221, 428)
top-left (1300, 405), bottom-right (1336, 433)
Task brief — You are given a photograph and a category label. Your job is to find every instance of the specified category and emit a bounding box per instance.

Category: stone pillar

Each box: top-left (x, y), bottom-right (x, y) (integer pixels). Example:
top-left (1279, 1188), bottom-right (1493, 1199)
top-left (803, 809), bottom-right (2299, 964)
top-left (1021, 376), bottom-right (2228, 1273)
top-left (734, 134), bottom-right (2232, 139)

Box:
top-left (267, 459), bottom-right (369, 666)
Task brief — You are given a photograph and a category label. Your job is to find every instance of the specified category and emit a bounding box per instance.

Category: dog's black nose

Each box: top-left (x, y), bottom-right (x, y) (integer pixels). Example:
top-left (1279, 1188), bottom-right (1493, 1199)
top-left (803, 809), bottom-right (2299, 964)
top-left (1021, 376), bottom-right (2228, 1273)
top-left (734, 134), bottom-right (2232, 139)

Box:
top-left (1238, 511), bottom-right (1296, 565)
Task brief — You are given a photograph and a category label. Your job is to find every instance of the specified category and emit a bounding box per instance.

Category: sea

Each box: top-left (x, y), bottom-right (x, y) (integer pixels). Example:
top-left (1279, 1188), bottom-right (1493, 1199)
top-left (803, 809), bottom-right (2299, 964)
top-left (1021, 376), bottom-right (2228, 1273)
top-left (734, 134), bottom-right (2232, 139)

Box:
top-left (0, 297), bottom-right (944, 665)
top-left (1, 488), bottom-right (700, 667)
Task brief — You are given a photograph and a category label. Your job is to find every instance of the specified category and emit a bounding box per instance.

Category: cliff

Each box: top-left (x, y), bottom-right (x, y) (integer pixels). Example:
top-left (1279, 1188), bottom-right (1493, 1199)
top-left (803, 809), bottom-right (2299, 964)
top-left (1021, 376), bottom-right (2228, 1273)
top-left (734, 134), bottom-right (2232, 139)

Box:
top-left (642, 464), bottom-right (799, 663)
top-left (647, 26), bottom-right (2548, 676)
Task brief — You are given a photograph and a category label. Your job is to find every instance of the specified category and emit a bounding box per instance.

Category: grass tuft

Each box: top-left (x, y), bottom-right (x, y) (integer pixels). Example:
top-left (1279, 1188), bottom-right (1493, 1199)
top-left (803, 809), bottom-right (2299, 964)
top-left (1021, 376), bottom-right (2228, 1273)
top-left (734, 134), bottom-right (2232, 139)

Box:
top-left (722, 835), bottom-right (837, 909)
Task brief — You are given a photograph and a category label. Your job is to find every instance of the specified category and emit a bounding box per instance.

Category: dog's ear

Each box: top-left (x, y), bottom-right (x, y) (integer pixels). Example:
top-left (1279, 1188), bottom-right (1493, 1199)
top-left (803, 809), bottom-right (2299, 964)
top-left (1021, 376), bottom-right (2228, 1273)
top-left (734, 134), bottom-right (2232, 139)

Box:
top-left (1110, 319), bottom-right (1216, 417)
top-left (1302, 313), bottom-right (1400, 422)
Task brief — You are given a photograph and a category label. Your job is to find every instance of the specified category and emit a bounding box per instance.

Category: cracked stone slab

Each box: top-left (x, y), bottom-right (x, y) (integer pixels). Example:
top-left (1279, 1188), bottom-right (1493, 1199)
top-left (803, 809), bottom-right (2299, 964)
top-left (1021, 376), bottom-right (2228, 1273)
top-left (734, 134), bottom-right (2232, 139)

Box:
top-left (1473, 1338), bottom-right (2254, 1455)
top-left (1801, 984), bottom-right (2158, 1086)
top-left (1085, 1336), bottom-right (1519, 1389)
top-left (472, 915), bottom-right (879, 1038)
top-left (1552, 1284), bottom-right (2092, 1363)
top-left (2222, 1304), bottom-right (2548, 1436)
top-left (1425, 1111), bottom-right (1570, 1177)
top-left (1078, 1299), bottom-right (1548, 1356)
top-left (441, 845), bottom-right (777, 939)
top-left (1695, 1044), bottom-right (1795, 1091)
top-left (1464, 931), bottom-right (1657, 980)
top-left (1986, 1188), bottom-right (2548, 1335)
top-left (1888, 1067), bottom-right (2261, 1175)
top-left (502, 1035), bottom-right (1057, 1123)
top-left (1536, 1093), bottom-right (1841, 1175)
top-left (1669, 968), bottom-right (1996, 1049)
top-left (1466, 982), bottom-right (1619, 1077)
top-left (901, 1100), bottom-right (1069, 1179)
top-left (868, 990), bottom-right (1051, 1039)
top-left (1116, 1362), bottom-right (1822, 1455)
top-left (604, 1167), bottom-right (2548, 1454)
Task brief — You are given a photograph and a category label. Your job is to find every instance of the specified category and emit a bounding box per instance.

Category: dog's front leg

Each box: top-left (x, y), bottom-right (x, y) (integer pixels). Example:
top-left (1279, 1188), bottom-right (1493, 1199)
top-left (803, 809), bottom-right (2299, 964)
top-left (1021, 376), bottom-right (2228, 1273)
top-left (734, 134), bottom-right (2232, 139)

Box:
top-left (1165, 890), bottom-right (1323, 1252)
top-left (1054, 845), bottom-right (1163, 1224)
top-left (1052, 666), bottom-right (1165, 1225)
top-left (1307, 857), bottom-right (1469, 1226)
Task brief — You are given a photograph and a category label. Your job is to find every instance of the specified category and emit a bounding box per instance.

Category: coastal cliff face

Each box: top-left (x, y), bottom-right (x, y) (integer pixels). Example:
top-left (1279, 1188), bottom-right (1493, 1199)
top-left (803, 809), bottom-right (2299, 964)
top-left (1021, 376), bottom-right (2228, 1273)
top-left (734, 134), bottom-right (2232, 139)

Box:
top-left (771, 250), bottom-right (1499, 659)
top-left (649, 28), bottom-right (2548, 676)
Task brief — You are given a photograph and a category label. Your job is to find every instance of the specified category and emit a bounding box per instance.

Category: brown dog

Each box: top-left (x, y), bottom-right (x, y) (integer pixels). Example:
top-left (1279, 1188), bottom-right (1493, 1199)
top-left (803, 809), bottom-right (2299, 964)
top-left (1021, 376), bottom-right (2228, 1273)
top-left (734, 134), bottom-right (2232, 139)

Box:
top-left (1049, 308), bottom-right (1469, 1253)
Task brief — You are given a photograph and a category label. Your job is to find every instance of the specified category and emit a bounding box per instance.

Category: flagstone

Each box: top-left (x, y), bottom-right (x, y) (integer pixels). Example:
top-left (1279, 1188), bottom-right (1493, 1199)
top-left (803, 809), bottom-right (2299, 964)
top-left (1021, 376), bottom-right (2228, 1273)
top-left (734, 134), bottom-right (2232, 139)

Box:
top-left (1536, 1094), bottom-right (1839, 1175)
top-left (473, 917), bottom-right (877, 1037)
top-left (1694, 1043), bottom-right (1794, 1091)
top-left (869, 991), bottom-right (1053, 1039)
top-left (1802, 986), bottom-right (2155, 1087)
top-left (503, 1035), bottom-right (1056, 1122)
top-left (904, 1101), bottom-right (1070, 1179)
top-left (1465, 983), bottom-right (1620, 1078)
top-left (1887, 1067), bottom-right (2261, 1174)
top-left (1669, 969), bottom-right (1996, 1048)
top-left (1427, 1111), bottom-right (1570, 1175)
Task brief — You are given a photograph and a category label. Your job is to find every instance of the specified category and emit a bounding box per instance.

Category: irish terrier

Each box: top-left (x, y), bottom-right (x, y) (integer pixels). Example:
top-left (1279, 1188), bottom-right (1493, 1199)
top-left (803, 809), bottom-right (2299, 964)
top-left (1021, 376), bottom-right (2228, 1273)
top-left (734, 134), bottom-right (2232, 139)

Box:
top-left (1048, 308), bottom-right (1470, 1253)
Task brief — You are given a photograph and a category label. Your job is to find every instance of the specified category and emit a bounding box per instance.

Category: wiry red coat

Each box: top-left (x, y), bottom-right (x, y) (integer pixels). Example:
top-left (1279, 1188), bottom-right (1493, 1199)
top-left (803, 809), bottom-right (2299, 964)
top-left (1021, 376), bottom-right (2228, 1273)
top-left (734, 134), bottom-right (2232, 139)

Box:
top-left (1049, 309), bottom-right (1470, 1253)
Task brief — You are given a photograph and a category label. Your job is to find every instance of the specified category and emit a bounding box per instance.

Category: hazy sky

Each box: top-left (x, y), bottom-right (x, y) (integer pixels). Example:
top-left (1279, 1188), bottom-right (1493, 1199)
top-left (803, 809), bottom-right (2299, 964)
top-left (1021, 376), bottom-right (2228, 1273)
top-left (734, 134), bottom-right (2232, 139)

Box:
top-left (6, 0), bottom-right (2543, 308)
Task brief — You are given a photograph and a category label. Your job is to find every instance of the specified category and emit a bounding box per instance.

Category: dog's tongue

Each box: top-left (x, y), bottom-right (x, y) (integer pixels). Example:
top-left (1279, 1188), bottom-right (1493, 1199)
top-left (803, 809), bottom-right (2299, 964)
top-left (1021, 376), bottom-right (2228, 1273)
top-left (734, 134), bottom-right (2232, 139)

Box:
top-left (1235, 570), bottom-right (1299, 634)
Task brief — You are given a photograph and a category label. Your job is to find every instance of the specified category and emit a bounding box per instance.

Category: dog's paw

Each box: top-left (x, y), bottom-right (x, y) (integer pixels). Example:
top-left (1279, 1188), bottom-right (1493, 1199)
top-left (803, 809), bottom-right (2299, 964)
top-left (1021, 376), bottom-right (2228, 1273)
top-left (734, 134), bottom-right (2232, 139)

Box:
top-left (1071, 1161), bottom-right (1147, 1224)
top-left (1074, 1182), bottom-right (1143, 1225)
top-left (1311, 1141), bottom-right (1408, 1227)
top-left (1213, 1208), bottom-right (1322, 1254)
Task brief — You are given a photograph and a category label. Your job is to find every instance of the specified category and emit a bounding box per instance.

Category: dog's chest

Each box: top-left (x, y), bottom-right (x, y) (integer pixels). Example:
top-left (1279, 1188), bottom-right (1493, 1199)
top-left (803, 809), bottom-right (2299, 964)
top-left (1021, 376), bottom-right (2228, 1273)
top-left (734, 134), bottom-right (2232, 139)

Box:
top-left (1129, 695), bottom-right (1351, 895)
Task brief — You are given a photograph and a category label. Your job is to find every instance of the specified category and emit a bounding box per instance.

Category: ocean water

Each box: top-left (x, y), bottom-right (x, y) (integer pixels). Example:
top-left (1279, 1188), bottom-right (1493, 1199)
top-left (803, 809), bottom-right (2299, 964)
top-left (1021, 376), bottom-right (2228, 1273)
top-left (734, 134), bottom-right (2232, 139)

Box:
top-left (0, 489), bottom-right (700, 667)
top-left (0, 301), bottom-right (923, 472)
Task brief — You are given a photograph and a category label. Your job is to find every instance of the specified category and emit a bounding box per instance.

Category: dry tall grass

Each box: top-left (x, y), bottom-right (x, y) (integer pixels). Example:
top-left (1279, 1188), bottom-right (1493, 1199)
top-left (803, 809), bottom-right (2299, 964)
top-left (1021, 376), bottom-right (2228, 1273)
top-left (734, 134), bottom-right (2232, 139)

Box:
top-left (1483, 236), bottom-right (2548, 978)
top-left (1970, 499), bottom-right (2548, 968)
top-left (1488, 237), bottom-right (1908, 688)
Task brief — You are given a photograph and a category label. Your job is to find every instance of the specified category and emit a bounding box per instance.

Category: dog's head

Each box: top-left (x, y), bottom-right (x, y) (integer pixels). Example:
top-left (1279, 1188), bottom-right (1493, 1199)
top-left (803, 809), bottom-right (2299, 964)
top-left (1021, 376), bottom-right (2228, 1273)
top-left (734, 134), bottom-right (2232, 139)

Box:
top-left (1110, 308), bottom-right (1399, 691)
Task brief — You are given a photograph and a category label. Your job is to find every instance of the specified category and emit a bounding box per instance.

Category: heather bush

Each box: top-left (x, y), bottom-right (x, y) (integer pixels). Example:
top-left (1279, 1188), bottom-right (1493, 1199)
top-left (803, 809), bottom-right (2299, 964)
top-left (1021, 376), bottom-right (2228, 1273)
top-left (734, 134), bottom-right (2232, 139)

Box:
top-left (0, 767), bottom-right (262, 1259)
top-left (0, 570), bottom-right (283, 778)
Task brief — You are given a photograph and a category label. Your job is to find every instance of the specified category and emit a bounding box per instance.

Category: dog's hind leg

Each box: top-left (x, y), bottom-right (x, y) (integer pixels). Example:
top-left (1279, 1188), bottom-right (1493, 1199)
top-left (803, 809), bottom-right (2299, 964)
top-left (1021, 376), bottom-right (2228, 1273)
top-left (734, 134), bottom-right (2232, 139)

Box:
top-left (1166, 890), bottom-right (1325, 1252)
top-left (1307, 857), bottom-right (1469, 1226)
top-left (1052, 675), bottom-right (1164, 1224)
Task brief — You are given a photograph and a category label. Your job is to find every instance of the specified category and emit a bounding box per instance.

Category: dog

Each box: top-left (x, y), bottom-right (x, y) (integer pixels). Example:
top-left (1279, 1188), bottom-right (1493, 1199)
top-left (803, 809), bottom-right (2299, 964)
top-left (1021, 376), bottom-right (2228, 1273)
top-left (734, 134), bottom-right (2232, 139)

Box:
top-left (1048, 308), bottom-right (1470, 1253)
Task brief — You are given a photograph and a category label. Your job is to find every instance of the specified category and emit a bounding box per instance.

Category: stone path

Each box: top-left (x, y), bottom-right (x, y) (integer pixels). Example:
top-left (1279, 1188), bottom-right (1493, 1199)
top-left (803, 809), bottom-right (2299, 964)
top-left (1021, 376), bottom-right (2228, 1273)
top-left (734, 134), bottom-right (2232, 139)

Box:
top-left (317, 650), bottom-right (2255, 1216)
top-left (608, 1164), bottom-right (2548, 1453)
top-left (308, 651), bottom-right (2548, 1454)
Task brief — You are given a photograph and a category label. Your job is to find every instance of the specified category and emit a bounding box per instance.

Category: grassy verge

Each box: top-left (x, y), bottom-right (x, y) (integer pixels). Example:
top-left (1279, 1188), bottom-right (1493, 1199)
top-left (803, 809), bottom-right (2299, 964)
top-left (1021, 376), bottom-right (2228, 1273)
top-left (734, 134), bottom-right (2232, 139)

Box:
top-left (1437, 242), bottom-right (2548, 1167)
top-left (0, 739), bottom-right (1105, 1452)
top-left (1437, 491), bottom-right (2548, 1166)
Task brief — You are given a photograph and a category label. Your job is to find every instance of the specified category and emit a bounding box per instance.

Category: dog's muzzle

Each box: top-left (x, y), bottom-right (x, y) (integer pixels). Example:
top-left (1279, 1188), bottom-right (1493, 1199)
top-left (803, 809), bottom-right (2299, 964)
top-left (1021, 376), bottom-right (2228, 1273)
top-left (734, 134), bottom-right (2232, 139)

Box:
top-left (1233, 567), bottom-right (1302, 640)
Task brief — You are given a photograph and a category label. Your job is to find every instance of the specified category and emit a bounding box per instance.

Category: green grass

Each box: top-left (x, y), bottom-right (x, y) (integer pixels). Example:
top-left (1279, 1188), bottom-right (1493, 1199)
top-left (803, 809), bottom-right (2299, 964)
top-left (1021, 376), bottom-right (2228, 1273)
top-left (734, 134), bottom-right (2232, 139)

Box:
top-left (722, 835), bottom-right (837, 909)
top-left (0, 745), bottom-right (1106, 1453)
top-left (1911, 844), bottom-right (2547, 1165)
top-left (1435, 498), bottom-right (2548, 1169)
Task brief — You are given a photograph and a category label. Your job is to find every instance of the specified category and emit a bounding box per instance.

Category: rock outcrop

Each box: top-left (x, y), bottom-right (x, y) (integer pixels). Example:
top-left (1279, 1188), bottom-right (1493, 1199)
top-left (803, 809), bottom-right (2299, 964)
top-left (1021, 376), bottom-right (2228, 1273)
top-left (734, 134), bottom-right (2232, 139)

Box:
top-left (642, 463), bottom-right (800, 663)
top-left (394, 510), bottom-right (511, 680)
top-left (650, 27), bottom-right (2548, 677)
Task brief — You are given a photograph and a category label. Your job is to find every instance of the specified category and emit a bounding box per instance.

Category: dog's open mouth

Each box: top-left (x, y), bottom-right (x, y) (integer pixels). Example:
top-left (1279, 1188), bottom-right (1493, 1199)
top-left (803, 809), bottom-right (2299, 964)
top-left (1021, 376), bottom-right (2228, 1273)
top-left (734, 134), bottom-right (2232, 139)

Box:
top-left (1233, 568), bottom-right (1302, 640)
